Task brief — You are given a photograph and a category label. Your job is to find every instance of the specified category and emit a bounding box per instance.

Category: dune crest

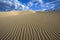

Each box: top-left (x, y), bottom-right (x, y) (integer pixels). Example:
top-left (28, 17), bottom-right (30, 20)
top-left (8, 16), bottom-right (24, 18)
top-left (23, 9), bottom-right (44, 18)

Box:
top-left (0, 10), bottom-right (36, 17)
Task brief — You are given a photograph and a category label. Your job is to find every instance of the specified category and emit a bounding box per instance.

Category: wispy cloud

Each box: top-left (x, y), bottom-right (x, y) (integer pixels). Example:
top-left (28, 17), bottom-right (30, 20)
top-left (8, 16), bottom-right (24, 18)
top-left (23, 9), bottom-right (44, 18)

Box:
top-left (0, 0), bottom-right (29, 10)
top-left (39, 0), bottom-right (44, 4)
top-left (12, 0), bottom-right (30, 10)
top-left (0, 0), bottom-right (60, 11)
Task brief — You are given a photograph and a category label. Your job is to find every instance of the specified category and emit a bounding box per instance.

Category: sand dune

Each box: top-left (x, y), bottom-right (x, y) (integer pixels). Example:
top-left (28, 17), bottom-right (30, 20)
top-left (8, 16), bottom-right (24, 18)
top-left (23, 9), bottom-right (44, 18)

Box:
top-left (0, 10), bottom-right (36, 17)
top-left (0, 11), bottom-right (60, 40)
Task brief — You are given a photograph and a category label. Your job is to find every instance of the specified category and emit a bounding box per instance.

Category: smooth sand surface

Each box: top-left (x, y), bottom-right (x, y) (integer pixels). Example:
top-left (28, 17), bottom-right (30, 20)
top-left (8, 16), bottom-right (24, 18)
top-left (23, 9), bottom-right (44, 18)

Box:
top-left (0, 11), bottom-right (60, 40)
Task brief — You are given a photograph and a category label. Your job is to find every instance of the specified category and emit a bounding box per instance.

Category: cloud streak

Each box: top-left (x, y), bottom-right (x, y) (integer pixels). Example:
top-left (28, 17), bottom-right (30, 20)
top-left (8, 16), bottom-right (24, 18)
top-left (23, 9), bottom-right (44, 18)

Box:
top-left (0, 0), bottom-right (60, 11)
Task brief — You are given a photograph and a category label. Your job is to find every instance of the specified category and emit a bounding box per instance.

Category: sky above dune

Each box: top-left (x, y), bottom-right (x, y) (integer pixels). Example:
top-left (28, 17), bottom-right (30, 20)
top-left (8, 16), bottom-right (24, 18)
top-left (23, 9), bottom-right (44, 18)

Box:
top-left (0, 0), bottom-right (60, 11)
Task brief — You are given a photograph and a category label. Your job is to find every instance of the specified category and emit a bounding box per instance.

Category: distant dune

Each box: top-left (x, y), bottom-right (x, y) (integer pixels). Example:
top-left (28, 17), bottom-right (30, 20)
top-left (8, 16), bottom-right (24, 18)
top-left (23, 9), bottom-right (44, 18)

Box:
top-left (0, 10), bottom-right (36, 17)
top-left (0, 10), bottom-right (60, 40)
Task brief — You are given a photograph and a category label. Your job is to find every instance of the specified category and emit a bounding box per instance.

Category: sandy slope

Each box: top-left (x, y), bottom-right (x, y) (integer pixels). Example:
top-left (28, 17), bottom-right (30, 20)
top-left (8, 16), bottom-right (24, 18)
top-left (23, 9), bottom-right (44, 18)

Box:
top-left (0, 11), bottom-right (60, 40)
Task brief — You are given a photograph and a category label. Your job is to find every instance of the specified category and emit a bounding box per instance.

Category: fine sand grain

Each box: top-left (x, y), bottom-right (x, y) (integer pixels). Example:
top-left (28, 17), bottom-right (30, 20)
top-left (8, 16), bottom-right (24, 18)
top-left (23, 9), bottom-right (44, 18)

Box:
top-left (0, 11), bottom-right (60, 40)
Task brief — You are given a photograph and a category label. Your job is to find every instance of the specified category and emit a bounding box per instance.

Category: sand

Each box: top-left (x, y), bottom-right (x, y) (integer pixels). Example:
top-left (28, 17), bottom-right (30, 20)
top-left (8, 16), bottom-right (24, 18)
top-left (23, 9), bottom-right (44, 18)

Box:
top-left (0, 11), bottom-right (60, 40)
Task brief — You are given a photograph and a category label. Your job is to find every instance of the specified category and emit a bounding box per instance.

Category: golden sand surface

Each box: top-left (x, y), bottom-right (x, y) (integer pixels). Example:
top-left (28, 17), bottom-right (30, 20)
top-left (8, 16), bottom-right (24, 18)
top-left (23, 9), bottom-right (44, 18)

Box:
top-left (0, 10), bottom-right (36, 17)
top-left (0, 11), bottom-right (60, 40)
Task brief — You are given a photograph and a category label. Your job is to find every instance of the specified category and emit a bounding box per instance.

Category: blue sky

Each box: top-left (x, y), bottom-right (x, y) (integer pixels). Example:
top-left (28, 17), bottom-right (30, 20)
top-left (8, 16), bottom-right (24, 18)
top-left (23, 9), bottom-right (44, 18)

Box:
top-left (18, 0), bottom-right (30, 4)
top-left (0, 0), bottom-right (60, 11)
top-left (19, 0), bottom-right (55, 4)
top-left (17, 0), bottom-right (60, 11)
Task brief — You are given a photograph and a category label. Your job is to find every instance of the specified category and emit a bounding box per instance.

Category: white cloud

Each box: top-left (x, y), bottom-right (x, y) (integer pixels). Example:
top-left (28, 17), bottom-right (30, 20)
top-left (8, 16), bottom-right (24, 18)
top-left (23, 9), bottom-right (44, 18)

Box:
top-left (42, 9), bottom-right (47, 11)
top-left (39, 0), bottom-right (44, 4)
top-left (13, 0), bottom-right (30, 10)
top-left (28, 2), bottom-right (33, 7)
top-left (0, 0), bottom-right (58, 11)
top-left (0, 0), bottom-right (30, 10)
